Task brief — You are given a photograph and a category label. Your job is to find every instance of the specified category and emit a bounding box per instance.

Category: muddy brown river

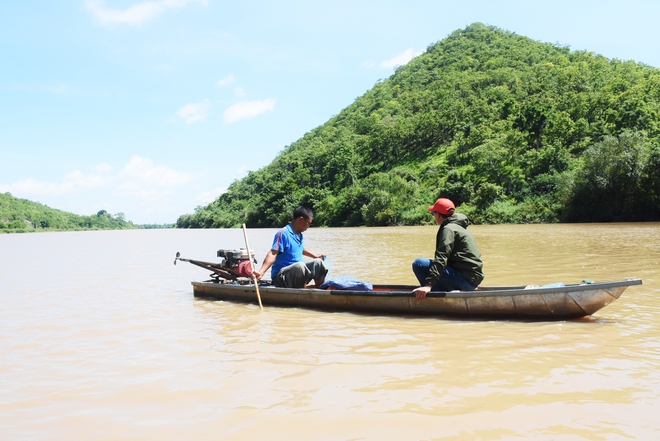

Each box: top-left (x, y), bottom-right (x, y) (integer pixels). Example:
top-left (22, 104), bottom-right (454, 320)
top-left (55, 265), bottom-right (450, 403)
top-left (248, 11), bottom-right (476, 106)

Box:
top-left (1, 223), bottom-right (658, 440)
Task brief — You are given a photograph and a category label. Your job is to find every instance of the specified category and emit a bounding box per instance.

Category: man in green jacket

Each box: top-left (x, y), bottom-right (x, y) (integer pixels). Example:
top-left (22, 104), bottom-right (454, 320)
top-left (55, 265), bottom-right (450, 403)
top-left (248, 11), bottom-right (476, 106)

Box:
top-left (412, 198), bottom-right (484, 299)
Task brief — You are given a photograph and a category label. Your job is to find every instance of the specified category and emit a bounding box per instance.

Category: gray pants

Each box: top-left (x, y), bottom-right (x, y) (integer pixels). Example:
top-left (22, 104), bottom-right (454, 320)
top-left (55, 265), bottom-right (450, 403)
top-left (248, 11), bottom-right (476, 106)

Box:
top-left (273, 258), bottom-right (327, 288)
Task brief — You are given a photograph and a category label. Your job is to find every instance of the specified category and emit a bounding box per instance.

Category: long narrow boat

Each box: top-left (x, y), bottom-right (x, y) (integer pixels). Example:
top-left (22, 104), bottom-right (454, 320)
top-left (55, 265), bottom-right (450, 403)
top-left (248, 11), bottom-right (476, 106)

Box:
top-left (191, 278), bottom-right (642, 320)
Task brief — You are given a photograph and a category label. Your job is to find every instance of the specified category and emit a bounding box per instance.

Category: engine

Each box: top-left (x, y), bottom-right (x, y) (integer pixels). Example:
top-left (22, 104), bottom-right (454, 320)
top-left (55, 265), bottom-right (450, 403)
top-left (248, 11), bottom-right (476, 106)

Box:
top-left (217, 248), bottom-right (257, 278)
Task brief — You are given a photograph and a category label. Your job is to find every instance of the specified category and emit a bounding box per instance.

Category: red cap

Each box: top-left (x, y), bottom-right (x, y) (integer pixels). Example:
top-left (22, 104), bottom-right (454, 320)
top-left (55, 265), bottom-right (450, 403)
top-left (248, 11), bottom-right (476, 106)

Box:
top-left (428, 198), bottom-right (455, 216)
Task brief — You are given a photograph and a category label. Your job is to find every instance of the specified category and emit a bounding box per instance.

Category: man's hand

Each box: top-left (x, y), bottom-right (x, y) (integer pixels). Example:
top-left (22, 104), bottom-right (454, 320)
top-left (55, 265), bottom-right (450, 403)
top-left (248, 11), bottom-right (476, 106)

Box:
top-left (303, 249), bottom-right (326, 260)
top-left (412, 285), bottom-right (432, 300)
top-left (253, 249), bottom-right (278, 281)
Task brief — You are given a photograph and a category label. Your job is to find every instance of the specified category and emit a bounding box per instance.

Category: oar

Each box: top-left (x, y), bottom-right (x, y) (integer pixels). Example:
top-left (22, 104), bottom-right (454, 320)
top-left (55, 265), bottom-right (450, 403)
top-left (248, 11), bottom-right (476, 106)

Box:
top-left (242, 223), bottom-right (264, 310)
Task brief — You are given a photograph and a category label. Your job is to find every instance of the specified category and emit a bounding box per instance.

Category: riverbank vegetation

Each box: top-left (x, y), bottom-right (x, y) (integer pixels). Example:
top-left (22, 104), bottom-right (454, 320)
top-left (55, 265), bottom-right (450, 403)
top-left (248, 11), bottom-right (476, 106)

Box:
top-left (0, 193), bottom-right (137, 233)
top-left (183, 23), bottom-right (658, 227)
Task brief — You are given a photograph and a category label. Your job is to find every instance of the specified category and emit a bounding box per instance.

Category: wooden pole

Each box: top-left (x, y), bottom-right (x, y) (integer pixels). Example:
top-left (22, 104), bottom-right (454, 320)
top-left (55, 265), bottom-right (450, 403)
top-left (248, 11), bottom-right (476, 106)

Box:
top-left (242, 224), bottom-right (263, 310)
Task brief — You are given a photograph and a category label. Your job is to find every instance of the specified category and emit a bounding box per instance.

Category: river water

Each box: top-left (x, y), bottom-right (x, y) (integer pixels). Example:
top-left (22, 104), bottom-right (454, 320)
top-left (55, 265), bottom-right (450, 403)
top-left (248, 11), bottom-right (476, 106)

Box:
top-left (1, 224), bottom-right (659, 440)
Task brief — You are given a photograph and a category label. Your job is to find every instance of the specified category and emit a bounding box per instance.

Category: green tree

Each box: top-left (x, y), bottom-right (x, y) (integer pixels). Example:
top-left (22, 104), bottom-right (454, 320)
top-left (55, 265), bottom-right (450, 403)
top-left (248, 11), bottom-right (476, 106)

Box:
top-left (568, 132), bottom-right (647, 221)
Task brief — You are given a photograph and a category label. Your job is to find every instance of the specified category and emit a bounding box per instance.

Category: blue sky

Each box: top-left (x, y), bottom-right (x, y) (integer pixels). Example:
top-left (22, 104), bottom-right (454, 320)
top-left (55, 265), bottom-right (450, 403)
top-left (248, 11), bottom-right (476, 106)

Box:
top-left (2, 0), bottom-right (660, 224)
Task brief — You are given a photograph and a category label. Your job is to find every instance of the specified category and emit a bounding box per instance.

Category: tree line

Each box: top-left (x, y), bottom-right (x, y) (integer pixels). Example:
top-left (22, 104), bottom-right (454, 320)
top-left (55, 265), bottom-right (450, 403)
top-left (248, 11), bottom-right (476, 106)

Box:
top-left (0, 193), bottom-right (137, 233)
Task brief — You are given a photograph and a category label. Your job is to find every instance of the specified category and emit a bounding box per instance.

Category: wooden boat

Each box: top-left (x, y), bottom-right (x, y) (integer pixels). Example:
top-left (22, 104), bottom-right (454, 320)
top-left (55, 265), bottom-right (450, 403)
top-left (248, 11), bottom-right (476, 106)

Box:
top-left (191, 278), bottom-right (642, 320)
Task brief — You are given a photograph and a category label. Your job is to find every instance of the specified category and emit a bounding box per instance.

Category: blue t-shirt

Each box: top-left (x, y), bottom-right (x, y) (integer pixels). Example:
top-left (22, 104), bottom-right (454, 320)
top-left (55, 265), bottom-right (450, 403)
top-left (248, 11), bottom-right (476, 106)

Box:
top-left (270, 224), bottom-right (304, 279)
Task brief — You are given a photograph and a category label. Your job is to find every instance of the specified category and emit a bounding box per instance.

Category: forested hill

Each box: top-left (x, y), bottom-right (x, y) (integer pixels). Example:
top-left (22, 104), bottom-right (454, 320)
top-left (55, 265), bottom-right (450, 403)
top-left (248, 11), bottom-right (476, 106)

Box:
top-left (178, 23), bottom-right (660, 228)
top-left (0, 192), bottom-right (136, 233)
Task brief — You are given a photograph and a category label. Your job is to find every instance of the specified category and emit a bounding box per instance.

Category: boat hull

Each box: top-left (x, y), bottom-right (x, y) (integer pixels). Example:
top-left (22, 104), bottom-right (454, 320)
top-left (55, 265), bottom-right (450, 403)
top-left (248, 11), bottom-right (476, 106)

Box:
top-left (191, 279), bottom-right (642, 320)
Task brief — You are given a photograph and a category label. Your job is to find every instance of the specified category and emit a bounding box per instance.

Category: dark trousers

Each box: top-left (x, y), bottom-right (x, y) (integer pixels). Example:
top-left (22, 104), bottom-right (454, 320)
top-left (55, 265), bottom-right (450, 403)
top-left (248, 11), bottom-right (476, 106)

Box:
top-left (412, 258), bottom-right (477, 292)
top-left (273, 258), bottom-right (327, 288)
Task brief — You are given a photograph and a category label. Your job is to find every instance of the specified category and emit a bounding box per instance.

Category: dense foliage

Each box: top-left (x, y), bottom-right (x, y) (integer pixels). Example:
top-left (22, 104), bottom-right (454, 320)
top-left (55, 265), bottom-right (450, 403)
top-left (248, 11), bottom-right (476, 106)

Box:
top-left (178, 23), bottom-right (660, 228)
top-left (0, 193), bottom-right (136, 233)
top-left (137, 223), bottom-right (175, 229)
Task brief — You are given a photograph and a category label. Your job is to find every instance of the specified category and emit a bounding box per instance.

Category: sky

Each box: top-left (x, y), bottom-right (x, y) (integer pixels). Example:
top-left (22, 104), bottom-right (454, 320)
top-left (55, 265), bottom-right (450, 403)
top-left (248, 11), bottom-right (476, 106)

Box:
top-left (2, 0), bottom-right (660, 224)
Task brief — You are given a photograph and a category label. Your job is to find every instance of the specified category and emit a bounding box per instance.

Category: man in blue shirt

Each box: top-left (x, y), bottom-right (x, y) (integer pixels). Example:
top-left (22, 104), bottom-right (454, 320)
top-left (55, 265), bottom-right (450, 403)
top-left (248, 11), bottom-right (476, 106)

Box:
top-left (252, 206), bottom-right (327, 288)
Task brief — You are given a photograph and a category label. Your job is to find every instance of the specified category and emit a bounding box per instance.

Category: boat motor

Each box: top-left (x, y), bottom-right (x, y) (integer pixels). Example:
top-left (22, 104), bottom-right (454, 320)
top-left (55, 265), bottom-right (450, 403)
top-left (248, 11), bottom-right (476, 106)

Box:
top-left (217, 248), bottom-right (258, 278)
top-left (174, 248), bottom-right (258, 283)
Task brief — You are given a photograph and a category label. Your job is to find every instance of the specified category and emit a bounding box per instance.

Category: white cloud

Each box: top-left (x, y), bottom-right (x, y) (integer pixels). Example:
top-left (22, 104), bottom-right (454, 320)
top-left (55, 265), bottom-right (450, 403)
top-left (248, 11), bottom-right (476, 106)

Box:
top-left (0, 178), bottom-right (72, 197)
top-left (0, 157), bottom-right (201, 223)
top-left (176, 99), bottom-right (211, 124)
top-left (63, 169), bottom-right (111, 189)
top-left (0, 168), bottom-right (111, 197)
top-left (379, 48), bottom-right (425, 68)
top-left (93, 163), bottom-right (113, 174)
top-left (117, 157), bottom-right (194, 201)
top-left (222, 99), bottom-right (275, 123)
top-left (215, 74), bottom-right (235, 87)
top-left (1, 157), bottom-right (193, 202)
top-left (196, 187), bottom-right (227, 205)
top-left (120, 155), bottom-right (193, 187)
top-left (84, 0), bottom-right (208, 26)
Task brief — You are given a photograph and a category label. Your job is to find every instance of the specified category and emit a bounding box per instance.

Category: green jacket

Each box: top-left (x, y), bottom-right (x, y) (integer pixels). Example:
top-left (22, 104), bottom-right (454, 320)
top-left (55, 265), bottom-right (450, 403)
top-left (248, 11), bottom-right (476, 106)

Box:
top-left (424, 213), bottom-right (484, 287)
